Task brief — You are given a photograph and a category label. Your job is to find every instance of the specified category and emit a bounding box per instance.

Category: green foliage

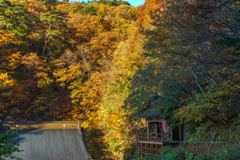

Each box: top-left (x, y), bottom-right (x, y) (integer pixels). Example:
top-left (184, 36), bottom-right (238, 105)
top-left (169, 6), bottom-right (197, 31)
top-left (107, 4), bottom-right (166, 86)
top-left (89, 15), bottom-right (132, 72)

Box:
top-left (185, 125), bottom-right (210, 142)
top-left (43, 0), bottom-right (58, 4)
top-left (124, 1), bottom-right (240, 159)
top-left (0, 0), bottom-right (30, 37)
top-left (96, 34), bottom-right (145, 158)
top-left (137, 147), bottom-right (240, 160)
top-left (140, 148), bottom-right (185, 160)
top-left (93, 0), bottom-right (130, 6)
top-left (80, 4), bottom-right (97, 15)
top-left (176, 80), bottom-right (240, 124)
top-left (39, 11), bottom-right (67, 57)
top-left (158, 148), bottom-right (185, 160)
top-left (131, 0), bottom-right (240, 139)
top-left (0, 132), bottom-right (20, 160)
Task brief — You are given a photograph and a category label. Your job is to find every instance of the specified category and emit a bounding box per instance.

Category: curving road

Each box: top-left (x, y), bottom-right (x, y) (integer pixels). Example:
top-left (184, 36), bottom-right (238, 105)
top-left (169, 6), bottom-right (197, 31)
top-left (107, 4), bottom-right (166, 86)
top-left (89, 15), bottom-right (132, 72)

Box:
top-left (3, 121), bottom-right (91, 160)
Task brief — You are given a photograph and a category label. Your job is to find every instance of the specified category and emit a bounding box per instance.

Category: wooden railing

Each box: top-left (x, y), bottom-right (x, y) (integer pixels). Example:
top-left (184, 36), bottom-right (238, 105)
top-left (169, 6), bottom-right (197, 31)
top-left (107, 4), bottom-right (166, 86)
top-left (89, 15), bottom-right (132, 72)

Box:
top-left (136, 132), bottom-right (163, 154)
top-left (135, 132), bottom-right (226, 155)
top-left (136, 132), bottom-right (163, 144)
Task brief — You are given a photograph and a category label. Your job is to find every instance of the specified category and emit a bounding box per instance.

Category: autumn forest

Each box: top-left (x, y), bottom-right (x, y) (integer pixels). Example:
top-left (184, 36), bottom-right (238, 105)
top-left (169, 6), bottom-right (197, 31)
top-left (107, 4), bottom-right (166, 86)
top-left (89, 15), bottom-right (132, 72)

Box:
top-left (0, 0), bottom-right (240, 160)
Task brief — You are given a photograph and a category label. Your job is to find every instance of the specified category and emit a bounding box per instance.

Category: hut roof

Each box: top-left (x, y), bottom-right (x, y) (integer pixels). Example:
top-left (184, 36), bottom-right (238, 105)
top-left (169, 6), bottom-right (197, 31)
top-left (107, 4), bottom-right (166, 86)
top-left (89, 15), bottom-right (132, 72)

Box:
top-left (138, 106), bottom-right (162, 119)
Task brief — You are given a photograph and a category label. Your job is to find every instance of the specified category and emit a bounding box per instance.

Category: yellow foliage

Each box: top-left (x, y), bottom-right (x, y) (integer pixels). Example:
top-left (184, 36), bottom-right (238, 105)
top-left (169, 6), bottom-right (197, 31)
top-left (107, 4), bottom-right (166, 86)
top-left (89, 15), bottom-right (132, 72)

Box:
top-left (68, 14), bottom-right (104, 41)
top-left (34, 72), bottom-right (53, 88)
top-left (21, 0), bottom-right (47, 15)
top-left (54, 65), bottom-right (83, 87)
top-left (0, 30), bottom-right (21, 46)
top-left (7, 52), bottom-right (22, 69)
top-left (89, 26), bottom-right (145, 159)
top-left (21, 52), bottom-right (43, 69)
top-left (0, 72), bottom-right (15, 89)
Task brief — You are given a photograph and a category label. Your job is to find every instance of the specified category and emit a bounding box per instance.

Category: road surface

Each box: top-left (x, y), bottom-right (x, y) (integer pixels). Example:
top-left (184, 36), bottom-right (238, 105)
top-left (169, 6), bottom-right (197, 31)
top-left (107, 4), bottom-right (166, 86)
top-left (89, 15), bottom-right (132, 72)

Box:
top-left (3, 121), bottom-right (91, 160)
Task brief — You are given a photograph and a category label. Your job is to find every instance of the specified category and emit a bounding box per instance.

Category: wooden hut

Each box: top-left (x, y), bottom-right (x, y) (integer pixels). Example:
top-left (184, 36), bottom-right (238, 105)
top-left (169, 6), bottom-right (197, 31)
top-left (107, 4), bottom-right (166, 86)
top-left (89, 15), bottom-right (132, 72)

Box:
top-left (135, 104), bottom-right (185, 154)
top-left (135, 104), bottom-right (225, 155)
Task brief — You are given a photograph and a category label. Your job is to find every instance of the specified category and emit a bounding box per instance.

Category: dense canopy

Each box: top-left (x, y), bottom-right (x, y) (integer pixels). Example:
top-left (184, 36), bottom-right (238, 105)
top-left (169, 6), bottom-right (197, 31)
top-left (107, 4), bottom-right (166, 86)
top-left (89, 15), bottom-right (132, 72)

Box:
top-left (0, 0), bottom-right (240, 159)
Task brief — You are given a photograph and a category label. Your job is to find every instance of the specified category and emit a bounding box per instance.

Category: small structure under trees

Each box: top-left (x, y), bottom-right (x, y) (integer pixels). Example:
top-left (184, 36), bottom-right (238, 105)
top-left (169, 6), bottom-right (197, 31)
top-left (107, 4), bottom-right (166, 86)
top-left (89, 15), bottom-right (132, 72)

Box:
top-left (136, 106), bottom-right (185, 154)
top-left (135, 105), bottom-right (224, 155)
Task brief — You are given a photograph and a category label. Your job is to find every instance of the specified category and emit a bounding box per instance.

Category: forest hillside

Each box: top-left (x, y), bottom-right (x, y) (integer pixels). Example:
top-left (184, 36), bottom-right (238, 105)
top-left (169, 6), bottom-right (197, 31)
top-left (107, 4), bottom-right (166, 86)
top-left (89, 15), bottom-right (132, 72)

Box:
top-left (0, 0), bottom-right (240, 160)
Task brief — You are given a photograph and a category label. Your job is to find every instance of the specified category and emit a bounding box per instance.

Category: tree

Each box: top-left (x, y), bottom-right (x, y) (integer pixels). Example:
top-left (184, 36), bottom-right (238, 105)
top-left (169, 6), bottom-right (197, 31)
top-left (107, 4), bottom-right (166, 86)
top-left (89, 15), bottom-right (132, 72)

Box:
top-left (0, 0), bottom-right (30, 47)
top-left (0, 132), bottom-right (20, 160)
top-left (93, 0), bottom-right (130, 6)
top-left (67, 14), bottom-right (104, 43)
top-left (132, 0), bottom-right (240, 142)
top-left (43, 0), bottom-right (58, 4)
top-left (39, 11), bottom-right (67, 57)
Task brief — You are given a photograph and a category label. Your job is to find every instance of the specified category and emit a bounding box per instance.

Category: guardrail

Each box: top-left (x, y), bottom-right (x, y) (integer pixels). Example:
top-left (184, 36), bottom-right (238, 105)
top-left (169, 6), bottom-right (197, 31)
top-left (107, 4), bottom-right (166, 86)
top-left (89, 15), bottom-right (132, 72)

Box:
top-left (1, 121), bottom-right (81, 130)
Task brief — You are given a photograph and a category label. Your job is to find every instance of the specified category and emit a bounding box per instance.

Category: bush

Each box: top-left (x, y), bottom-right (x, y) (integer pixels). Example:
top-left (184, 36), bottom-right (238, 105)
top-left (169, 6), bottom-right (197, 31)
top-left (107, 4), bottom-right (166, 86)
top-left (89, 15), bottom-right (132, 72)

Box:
top-left (0, 131), bottom-right (20, 160)
top-left (126, 146), bottom-right (240, 160)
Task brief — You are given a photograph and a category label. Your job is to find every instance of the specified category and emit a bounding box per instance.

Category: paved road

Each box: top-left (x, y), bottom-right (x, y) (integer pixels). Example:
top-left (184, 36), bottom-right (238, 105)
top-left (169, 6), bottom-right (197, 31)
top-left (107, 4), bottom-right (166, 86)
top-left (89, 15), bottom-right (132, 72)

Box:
top-left (9, 129), bottom-right (91, 160)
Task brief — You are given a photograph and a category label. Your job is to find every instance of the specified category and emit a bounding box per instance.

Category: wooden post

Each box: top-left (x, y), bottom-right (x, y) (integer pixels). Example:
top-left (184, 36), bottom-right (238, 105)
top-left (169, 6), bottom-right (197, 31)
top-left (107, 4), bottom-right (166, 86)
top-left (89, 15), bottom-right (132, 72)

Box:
top-left (179, 126), bottom-right (182, 141)
top-left (147, 121), bottom-right (149, 142)
top-left (170, 129), bottom-right (173, 141)
top-left (147, 121), bottom-right (149, 134)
